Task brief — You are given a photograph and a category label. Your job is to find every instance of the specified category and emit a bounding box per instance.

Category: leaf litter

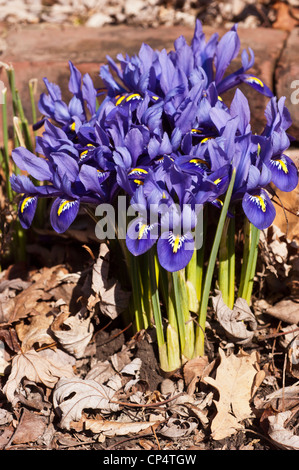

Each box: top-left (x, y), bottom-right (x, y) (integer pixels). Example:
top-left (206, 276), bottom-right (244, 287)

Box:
top-left (0, 230), bottom-right (299, 450)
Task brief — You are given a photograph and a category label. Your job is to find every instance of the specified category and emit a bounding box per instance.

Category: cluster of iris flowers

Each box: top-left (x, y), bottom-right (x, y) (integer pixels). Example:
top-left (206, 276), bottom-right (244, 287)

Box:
top-left (10, 21), bottom-right (298, 371)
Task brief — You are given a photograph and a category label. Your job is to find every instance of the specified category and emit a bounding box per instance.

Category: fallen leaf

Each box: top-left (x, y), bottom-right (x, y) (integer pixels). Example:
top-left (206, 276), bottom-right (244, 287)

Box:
top-left (85, 360), bottom-right (115, 385)
top-left (3, 349), bottom-right (75, 404)
top-left (205, 348), bottom-right (260, 440)
top-left (212, 292), bottom-right (257, 345)
top-left (91, 244), bottom-right (130, 319)
top-left (183, 356), bottom-right (211, 395)
top-left (121, 357), bottom-right (142, 376)
top-left (0, 409), bottom-right (13, 426)
top-left (15, 311), bottom-right (55, 352)
top-left (11, 408), bottom-right (48, 445)
top-left (158, 417), bottom-right (198, 438)
top-left (255, 383), bottom-right (299, 412)
top-left (85, 418), bottom-right (161, 437)
top-left (266, 299), bottom-right (299, 324)
top-left (51, 310), bottom-right (94, 358)
top-left (9, 265), bottom-right (69, 323)
top-left (53, 377), bottom-right (120, 430)
top-left (268, 410), bottom-right (299, 450)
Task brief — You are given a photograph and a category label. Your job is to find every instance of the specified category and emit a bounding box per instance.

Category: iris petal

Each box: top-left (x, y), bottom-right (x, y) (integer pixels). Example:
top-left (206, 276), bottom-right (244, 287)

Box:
top-left (126, 217), bottom-right (158, 256)
top-left (157, 231), bottom-right (194, 272)
top-left (243, 75), bottom-right (273, 97)
top-left (269, 155), bottom-right (298, 192)
top-left (18, 195), bottom-right (38, 229)
top-left (242, 190), bottom-right (276, 230)
top-left (50, 198), bottom-right (80, 233)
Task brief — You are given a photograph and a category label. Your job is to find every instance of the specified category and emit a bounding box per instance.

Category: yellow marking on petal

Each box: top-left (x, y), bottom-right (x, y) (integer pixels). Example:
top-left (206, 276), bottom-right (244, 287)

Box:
top-left (134, 179), bottom-right (144, 185)
top-left (277, 158), bottom-right (288, 174)
top-left (115, 95), bottom-right (126, 106)
top-left (152, 95), bottom-right (159, 100)
top-left (70, 122), bottom-right (76, 131)
top-left (218, 95), bottom-right (223, 101)
top-left (190, 158), bottom-right (207, 165)
top-left (215, 198), bottom-right (223, 206)
top-left (80, 150), bottom-right (88, 159)
top-left (126, 93), bottom-right (141, 102)
top-left (214, 178), bottom-right (222, 185)
top-left (245, 76), bottom-right (264, 87)
top-left (200, 137), bottom-right (213, 143)
top-left (191, 128), bottom-right (202, 134)
top-left (57, 200), bottom-right (72, 217)
top-left (173, 235), bottom-right (181, 254)
top-left (255, 195), bottom-right (266, 212)
top-left (138, 224), bottom-right (147, 240)
top-left (87, 143), bottom-right (95, 148)
top-left (128, 168), bottom-right (148, 175)
top-left (257, 143), bottom-right (261, 157)
top-left (20, 196), bottom-right (33, 213)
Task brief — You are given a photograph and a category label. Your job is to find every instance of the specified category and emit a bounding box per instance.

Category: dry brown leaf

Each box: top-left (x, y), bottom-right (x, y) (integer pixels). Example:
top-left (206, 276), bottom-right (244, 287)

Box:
top-left (91, 244), bottom-right (130, 319)
top-left (15, 311), bottom-right (55, 352)
top-left (183, 356), bottom-right (211, 395)
top-left (11, 408), bottom-right (48, 445)
top-left (212, 292), bottom-right (257, 345)
top-left (53, 377), bottom-right (120, 430)
top-left (266, 299), bottom-right (299, 324)
top-left (85, 418), bottom-right (161, 437)
top-left (205, 348), bottom-right (260, 440)
top-left (51, 311), bottom-right (94, 359)
top-left (255, 382), bottom-right (299, 412)
top-left (85, 360), bottom-right (116, 384)
top-left (158, 417), bottom-right (198, 438)
top-left (268, 410), bottom-right (299, 450)
top-left (3, 349), bottom-right (75, 404)
top-left (9, 265), bottom-right (69, 323)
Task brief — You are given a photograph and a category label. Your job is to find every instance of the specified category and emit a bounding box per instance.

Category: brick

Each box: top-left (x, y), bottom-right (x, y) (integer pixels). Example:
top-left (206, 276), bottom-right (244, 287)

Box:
top-left (276, 28), bottom-right (299, 141)
top-left (0, 24), bottom-right (288, 137)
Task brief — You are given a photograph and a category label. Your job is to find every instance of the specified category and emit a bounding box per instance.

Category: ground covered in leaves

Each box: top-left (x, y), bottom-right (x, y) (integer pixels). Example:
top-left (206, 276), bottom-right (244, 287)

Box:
top-left (0, 221), bottom-right (299, 451)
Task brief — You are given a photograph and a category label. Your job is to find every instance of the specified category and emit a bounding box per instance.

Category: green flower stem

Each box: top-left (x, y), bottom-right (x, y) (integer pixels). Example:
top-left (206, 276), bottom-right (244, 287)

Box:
top-left (1, 87), bottom-right (13, 202)
top-left (15, 89), bottom-right (33, 153)
top-left (130, 254), bottom-right (145, 331)
top-left (218, 212), bottom-right (236, 309)
top-left (186, 250), bottom-right (200, 314)
top-left (28, 79), bottom-right (38, 132)
top-left (238, 217), bottom-right (250, 298)
top-left (218, 217), bottom-right (230, 306)
top-left (227, 212), bottom-right (236, 310)
top-left (166, 276), bottom-right (181, 371)
top-left (194, 168), bottom-right (236, 357)
top-left (172, 269), bottom-right (194, 362)
top-left (6, 65), bottom-right (18, 116)
top-left (138, 253), bottom-right (152, 328)
top-left (148, 248), bottom-right (169, 372)
top-left (240, 223), bottom-right (260, 304)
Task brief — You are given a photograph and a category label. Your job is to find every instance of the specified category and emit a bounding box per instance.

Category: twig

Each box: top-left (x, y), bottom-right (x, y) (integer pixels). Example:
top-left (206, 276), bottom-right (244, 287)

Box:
top-left (110, 392), bottom-right (184, 408)
top-left (258, 326), bottom-right (299, 341)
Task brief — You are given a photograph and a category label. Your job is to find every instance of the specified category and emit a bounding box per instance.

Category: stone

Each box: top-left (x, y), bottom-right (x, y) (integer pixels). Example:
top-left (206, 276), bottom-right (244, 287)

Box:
top-left (85, 12), bottom-right (113, 28)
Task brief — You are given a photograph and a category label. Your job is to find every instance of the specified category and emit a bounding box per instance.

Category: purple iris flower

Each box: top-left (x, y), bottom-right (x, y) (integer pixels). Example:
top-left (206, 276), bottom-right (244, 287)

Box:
top-left (36, 61), bottom-right (97, 137)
